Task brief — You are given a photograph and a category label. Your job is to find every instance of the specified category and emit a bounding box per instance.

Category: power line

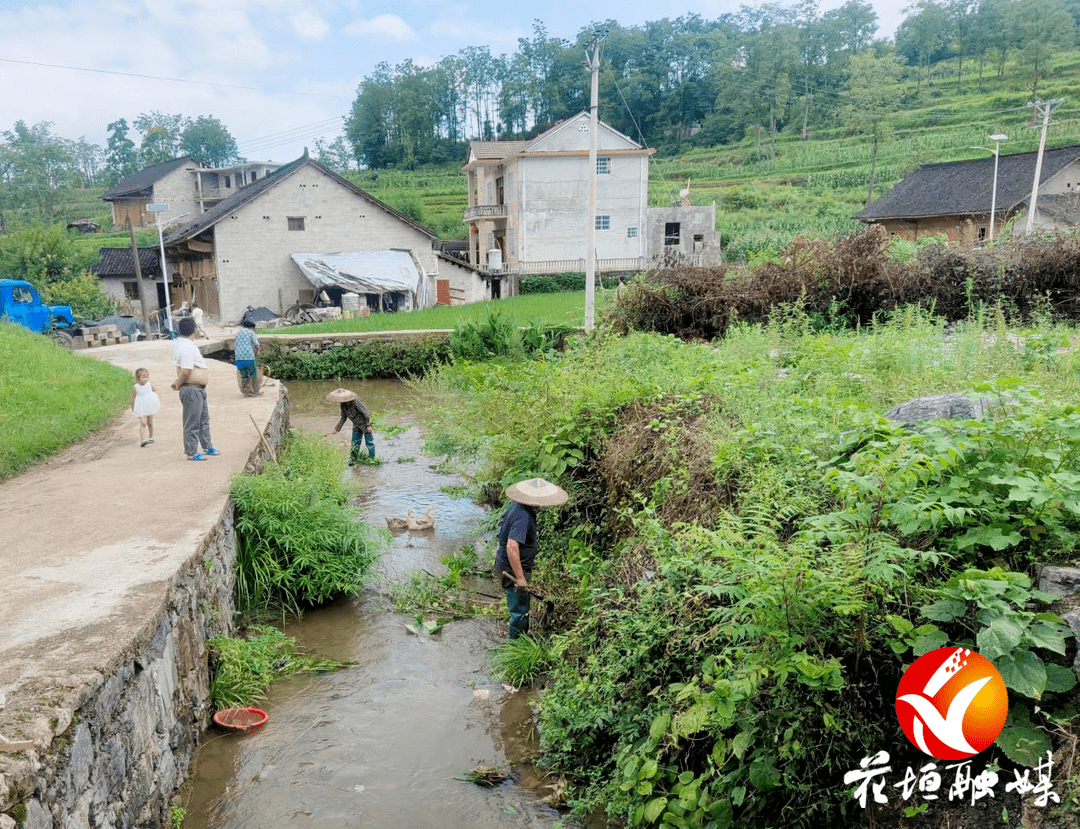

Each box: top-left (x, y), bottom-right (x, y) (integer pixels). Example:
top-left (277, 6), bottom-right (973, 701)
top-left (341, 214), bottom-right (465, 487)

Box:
top-left (0, 56), bottom-right (350, 100)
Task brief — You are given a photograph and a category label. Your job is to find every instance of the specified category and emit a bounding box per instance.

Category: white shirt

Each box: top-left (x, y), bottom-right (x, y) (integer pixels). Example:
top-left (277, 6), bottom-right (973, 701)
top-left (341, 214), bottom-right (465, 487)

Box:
top-left (174, 336), bottom-right (206, 371)
top-left (192, 307), bottom-right (204, 326)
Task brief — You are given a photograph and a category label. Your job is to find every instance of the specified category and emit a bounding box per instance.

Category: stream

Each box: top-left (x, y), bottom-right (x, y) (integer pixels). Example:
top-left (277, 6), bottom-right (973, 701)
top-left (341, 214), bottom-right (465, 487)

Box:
top-left (182, 379), bottom-right (570, 828)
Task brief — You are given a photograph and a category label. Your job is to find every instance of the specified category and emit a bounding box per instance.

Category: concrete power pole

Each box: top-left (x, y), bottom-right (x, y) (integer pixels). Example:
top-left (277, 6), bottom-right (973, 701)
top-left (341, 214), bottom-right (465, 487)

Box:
top-left (584, 38), bottom-right (601, 333)
top-left (1024, 98), bottom-right (1064, 234)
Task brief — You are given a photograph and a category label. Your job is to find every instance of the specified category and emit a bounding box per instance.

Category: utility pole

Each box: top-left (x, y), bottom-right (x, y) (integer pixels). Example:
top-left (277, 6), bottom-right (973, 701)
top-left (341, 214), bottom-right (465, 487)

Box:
top-left (1024, 98), bottom-right (1064, 234)
top-left (584, 36), bottom-right (601, 333)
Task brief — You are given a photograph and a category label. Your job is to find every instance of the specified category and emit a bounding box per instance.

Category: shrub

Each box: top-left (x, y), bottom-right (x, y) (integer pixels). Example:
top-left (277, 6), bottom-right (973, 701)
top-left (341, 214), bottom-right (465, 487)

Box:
top-left (520, 272), bottom-right (620, 294)
top-left (229, 429), bottom-right (385, 618)
top-left (261, 336), bottom-right (452, 381)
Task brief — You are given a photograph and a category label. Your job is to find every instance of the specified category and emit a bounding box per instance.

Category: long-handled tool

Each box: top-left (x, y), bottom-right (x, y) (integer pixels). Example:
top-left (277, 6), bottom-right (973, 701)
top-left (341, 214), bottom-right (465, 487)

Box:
top-left (501, 571), bottom-right (556, 617)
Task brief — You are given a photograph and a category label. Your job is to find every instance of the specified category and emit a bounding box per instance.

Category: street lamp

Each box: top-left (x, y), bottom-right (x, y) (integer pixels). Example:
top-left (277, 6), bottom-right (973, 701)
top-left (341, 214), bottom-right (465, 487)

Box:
top-left (146, 203), bottom-right (173, 334)
top-left (146, 204), bottom-right (189, 334)
top-left (988, 134), bottom-right (1008, 242)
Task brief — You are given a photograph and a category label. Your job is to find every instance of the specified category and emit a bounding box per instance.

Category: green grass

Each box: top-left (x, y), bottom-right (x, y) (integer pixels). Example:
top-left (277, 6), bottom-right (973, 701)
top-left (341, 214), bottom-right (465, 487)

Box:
top-left (0, 322), bottom-right (132, 480)
top-left (285, 290), bottom-right (613, 334)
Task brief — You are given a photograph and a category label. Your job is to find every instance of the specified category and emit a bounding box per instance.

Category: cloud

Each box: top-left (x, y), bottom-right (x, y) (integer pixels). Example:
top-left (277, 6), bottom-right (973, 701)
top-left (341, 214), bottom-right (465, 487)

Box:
top-left (290, 11), bottom-right (331, 41)
top-left (344, 14), bottom-right (416, 42)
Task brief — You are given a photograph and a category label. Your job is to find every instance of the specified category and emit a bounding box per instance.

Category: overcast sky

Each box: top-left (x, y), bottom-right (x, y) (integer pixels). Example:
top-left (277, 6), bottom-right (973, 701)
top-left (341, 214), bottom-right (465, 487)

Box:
top-left (0, 0), bottom-right (907, 164)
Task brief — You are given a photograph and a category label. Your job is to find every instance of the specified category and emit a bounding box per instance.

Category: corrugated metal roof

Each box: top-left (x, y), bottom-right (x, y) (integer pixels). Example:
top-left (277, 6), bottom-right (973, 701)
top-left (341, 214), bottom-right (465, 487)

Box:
top-left (858, 144), bottom-right (1080, 221)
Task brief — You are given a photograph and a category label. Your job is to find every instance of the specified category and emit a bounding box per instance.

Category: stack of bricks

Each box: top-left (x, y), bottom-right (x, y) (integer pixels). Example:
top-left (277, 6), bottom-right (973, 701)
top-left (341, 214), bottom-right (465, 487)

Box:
top-left (71, 324), bottom-right (129, 349)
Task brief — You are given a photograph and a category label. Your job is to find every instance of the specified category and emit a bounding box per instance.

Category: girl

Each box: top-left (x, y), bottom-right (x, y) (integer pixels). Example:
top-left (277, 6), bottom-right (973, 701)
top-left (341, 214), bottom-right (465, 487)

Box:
top-left (130, 367), bottom-right (161, 447)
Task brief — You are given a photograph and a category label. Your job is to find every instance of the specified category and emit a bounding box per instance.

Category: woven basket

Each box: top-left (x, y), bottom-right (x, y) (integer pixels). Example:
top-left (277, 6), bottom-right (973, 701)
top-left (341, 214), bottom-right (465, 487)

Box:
top-left (213, 707), bottom-right (268, 733)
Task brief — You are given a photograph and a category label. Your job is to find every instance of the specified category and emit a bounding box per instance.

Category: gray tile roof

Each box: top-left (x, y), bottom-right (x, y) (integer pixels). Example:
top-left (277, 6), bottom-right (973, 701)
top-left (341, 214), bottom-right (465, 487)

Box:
top-left (858, 144), bottom-right (1080, 221)
top-left (91, 247), bottom-right (163, 278)
top-left (101, 157), bottom-right (201, 200)
top-left (163, 155), bottom-right (436, 246)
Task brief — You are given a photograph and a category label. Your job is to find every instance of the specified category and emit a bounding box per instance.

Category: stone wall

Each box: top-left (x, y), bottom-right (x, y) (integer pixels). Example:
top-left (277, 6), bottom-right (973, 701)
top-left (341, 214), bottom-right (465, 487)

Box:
top-left (0, 394), bottom-right (289, 829)
top-left (259, 329), bottom-right (452, 357)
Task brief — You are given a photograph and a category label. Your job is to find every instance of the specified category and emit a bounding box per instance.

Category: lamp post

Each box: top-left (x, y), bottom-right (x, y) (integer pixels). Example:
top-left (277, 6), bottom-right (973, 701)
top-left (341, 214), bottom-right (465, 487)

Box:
top-left (146, 203), bottom-right (173, 334)
top-left (988, 134), bottom-right (1008, 242)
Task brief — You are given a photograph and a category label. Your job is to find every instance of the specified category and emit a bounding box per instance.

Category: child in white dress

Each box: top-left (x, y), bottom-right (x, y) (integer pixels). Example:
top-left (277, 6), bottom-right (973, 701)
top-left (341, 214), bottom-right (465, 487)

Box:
top-left (129, 367), bottom-right (161, 447)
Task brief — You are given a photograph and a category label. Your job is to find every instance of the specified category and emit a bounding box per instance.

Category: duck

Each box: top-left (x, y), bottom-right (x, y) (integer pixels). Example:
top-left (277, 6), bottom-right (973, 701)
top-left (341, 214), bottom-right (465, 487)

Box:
top-left (406, 505), bottom-right (436, 531)
top-left (385, 515), bottom-right (408, 531)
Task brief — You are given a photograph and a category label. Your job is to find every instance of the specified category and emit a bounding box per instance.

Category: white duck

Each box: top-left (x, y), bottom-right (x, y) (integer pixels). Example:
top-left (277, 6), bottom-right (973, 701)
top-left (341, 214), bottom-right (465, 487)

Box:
top-left (406, 505), bottom-right (436, 531)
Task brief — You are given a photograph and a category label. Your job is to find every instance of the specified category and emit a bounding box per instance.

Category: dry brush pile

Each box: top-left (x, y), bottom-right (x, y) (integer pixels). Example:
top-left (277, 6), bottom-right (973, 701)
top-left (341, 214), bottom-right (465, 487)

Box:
top-left (611, 226), bottom-right (1080, 339)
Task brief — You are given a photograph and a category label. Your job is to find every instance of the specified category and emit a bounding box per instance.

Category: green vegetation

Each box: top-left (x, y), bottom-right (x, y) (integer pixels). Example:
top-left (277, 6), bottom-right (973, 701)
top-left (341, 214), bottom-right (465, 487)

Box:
top-left (0, 323), bottom-right (130, 480)
top-left (284, 291), bottom-right (606, 334)
top-left (229, 429), bottom-right (386, 619)
top-left (419, 302), bottom-right (1080, 827)
top-left (209, 624), bottom-right (350, 709)
top-left (488, 635), bottom-right (553, 687)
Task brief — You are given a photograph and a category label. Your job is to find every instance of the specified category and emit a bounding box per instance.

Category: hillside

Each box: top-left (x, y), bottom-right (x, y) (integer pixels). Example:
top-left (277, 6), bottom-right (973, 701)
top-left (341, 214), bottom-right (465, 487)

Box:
top-left (39, 47), bottom-right (1080, 265)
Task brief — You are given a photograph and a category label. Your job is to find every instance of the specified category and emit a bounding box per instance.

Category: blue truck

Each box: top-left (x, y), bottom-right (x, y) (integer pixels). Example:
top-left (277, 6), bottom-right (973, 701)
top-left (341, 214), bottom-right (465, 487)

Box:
top-left (0, 279), bottom-right (76, 345)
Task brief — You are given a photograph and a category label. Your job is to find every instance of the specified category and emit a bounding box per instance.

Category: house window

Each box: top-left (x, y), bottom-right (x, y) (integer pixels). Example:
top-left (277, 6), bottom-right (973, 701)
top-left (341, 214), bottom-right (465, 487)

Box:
top-left (978, 227), bottom-right (987, 241)
top-left (124, 281), bottom-right (140, 299)
top-left (287, 217), bottom-right (306, 231)
top-left (665, 222), bottom-right (681, 245)
top-left (597, 157), bottom-right (611, 175)
top-left (596, 215), bottom-right (611, 231)
top-left (251, 171), bottom-right (257, 181)
top-left (627, 226), bottom-right (639, 238)
top-left (224, 176), bottom-right (231, 188)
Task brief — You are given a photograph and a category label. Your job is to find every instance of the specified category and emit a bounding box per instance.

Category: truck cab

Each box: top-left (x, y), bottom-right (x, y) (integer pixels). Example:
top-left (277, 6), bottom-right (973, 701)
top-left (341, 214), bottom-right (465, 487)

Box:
top-left (0, 279), bottom-right (75, 334)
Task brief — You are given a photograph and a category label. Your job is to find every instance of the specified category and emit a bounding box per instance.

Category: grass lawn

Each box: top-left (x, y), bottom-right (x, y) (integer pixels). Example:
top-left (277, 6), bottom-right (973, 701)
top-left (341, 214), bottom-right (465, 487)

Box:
top-left (0, 323), bottom-right (131, 481)
top-left (284, 290), bottom-right (614, 334)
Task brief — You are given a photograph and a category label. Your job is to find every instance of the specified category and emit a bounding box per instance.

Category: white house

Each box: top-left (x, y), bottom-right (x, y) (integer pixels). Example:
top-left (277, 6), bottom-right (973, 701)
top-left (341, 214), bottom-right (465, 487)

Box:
top-left (462, 113), bottom-right (721, 275)
top-left (463, 114), bottom-right (654, 274)
top-left (162, 154), bottom-right (489, 322)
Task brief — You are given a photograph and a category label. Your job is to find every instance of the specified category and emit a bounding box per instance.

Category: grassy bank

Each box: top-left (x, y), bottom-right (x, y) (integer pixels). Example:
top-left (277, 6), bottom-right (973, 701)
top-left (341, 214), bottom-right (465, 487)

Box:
top-left (284, 289), bottom-right (609, 335)
top-left (420, 306), bottom-right (1080, 827)
top-left (0, 323), bottom-right (131, 480)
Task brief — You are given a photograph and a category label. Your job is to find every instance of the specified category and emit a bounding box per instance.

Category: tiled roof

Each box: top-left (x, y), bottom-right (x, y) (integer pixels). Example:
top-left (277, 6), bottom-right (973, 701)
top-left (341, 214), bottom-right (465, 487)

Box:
top-left (858, 144), bottom-right (1080, 221)
top-left (163, 155), bottom-right (436, 246)
top-left (469, 141), bottom-right (530, 160)
top-left (101, 157), bottom-right (201, 200)
top-left (90, 247), bottom-right (163, 277)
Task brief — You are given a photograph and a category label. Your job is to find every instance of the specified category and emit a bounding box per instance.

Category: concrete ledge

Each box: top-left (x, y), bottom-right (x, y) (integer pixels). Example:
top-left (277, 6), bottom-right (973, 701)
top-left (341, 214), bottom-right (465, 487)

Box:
top-left (0, 339), bottom-right (289, 827)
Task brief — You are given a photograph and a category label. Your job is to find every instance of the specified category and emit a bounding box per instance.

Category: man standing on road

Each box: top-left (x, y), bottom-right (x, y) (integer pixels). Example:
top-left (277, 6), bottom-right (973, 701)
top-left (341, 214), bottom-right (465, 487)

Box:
top-left (495, 478), bottom-right (568, 640)
top-left (171, 316), bottom-right (219, 462)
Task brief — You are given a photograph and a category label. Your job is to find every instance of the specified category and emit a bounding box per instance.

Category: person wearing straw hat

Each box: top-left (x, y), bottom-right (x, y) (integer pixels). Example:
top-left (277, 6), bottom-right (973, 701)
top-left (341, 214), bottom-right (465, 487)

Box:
top-left (327, 387), bottom-right (375, 463)
top-left (495, 477), bottom-right (568, 640)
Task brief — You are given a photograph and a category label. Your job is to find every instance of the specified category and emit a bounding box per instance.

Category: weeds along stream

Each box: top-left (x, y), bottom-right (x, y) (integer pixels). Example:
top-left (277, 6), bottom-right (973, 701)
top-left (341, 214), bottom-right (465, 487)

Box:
top-left (182, 379), bottom-right (570, 828)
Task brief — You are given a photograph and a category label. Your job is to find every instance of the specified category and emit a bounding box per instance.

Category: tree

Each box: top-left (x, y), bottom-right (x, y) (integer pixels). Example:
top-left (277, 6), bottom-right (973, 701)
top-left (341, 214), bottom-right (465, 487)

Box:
top-left (312, 135), bottom-right (357, 173)
top-left (840, 52), bottom-right (905, 204)
top-left (104, 119), bottom-right (138, 185)
top-left (133, 111), bottom-right (189, 165)
top-left (0, 121), bottom-right (78, 223)
top-left (1009, 0), bottom-right (1077, 100)
top-left (895, 1), bottom-right (952, 88)
top-left (179, 116), bottom-right (240, 166)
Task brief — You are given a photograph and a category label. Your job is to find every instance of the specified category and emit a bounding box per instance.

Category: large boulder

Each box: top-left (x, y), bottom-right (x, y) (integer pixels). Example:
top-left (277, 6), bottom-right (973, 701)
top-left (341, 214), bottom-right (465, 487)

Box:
top-left (883, 393), bottom-right (1000, 426)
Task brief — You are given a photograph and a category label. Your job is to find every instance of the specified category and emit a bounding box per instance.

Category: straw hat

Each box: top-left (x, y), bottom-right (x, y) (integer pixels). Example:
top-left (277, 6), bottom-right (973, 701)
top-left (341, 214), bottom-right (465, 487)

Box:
top-left (505, 477), bottom-right (568, 507)
top-left (326, 388), bottom-right (358, 403)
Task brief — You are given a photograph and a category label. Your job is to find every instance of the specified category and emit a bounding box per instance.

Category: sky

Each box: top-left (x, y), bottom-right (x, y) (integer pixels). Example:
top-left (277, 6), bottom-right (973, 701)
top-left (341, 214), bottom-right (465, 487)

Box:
top-left (0, 0), bottom-right (908, 165)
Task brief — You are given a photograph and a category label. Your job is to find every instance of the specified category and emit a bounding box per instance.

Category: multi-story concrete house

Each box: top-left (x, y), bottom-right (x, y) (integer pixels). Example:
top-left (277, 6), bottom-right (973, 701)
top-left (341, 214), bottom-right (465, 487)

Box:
top-left (462, 113), bottom-right (721, 280)
top-left (102, 159), bottom-right (284, 230)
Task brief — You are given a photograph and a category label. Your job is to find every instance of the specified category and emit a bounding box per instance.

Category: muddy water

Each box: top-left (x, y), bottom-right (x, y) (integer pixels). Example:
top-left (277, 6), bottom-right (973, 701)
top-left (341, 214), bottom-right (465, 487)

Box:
top-left (183, 379), bottom-right (568, 828)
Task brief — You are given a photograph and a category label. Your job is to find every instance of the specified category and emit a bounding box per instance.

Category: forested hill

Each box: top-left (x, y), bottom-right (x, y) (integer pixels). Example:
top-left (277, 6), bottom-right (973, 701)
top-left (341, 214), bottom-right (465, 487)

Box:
top-left (346, 0), bottom-right (1080, 167)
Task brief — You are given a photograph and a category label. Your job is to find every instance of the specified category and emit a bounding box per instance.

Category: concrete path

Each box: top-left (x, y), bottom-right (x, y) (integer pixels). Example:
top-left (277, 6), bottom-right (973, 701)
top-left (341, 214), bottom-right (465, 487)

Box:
top-left (0, 325), bottom-right (283, 741)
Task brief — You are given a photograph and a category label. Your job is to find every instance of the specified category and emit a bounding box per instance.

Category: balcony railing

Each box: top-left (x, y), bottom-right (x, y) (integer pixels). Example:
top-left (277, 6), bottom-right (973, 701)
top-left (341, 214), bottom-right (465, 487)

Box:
top-left (504, 253), bottom-right (714, 274)
top-left (463, 203), bottom-right (508, 221)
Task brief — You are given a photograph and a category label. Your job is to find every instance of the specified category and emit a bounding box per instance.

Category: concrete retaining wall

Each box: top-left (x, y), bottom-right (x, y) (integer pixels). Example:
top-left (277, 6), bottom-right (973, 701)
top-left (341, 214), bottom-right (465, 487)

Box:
top-left (0, 395), bottom-right (289, 829)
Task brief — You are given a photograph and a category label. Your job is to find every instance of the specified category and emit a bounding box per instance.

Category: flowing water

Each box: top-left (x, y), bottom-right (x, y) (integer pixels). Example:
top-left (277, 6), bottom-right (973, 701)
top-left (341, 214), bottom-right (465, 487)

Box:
top-left (182, 379), bottom-right (569, 828)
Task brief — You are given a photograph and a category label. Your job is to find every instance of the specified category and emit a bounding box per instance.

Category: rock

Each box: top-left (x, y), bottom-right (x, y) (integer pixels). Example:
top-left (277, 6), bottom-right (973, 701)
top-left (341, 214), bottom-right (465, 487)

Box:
top-left (883, 393), bottom-right (999, 426)
top-left (1039, 565), bottom-right (1080, 596)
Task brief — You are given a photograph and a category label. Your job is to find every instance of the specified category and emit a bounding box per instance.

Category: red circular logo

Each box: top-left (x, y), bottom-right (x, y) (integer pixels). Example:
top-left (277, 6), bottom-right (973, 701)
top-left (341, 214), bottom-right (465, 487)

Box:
top-left (895, 647), bottom-right (1008, 760)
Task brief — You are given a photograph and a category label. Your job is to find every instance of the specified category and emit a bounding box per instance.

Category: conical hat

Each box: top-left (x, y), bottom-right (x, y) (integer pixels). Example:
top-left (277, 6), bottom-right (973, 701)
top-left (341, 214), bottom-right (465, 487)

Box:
top-left (326, 388), bottom-right (357, 403)
top-left (505, 478), bottom-right (568, 507)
